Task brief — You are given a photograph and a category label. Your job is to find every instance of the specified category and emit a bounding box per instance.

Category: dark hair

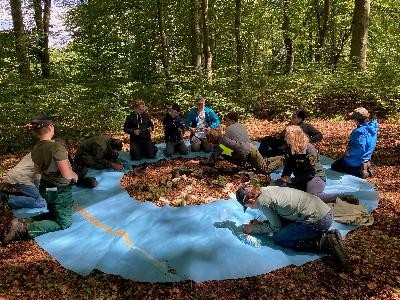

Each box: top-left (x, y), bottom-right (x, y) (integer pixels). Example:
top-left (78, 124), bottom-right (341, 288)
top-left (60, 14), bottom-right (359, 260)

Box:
top-left (225, 111), bottom-right (238, 123)
top-left (171, 103), bottom-right (181, 112)
top-left (206, 128), bottom-right (222, 144)
top-left (293, 109), bottom-right (306, 121)
top-left (110, 138), bottom-right (123, 151)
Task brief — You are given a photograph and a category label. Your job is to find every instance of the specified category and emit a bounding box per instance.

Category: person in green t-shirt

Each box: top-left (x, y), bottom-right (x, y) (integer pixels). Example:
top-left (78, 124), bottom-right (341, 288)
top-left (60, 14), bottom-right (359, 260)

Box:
top-left (2, 114), bottom-right (78, 245)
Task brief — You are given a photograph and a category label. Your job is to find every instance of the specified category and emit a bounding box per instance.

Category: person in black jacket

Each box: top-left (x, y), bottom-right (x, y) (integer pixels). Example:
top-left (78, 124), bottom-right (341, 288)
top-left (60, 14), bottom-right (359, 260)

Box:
top-left (163, 104), bottom-right (188, 157)
top-left (124, 99), bottom-right (158, 160)
top-left (259, 108), bottom-right (323, 158)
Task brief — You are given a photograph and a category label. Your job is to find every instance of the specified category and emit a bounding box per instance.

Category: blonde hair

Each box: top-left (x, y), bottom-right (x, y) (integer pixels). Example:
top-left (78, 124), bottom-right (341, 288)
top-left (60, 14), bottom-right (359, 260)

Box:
top-left (285, 125), bottom-right (309, 154)
top-left (206, 128), bottom-right (222, 144)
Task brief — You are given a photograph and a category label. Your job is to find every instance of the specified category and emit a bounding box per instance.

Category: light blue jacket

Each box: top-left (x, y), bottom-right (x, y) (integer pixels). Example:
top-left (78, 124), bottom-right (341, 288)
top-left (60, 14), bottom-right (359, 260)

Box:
top-left (185, 106), bottom-right (221, 132)
top-left (344, 119), bottom-right (378, 166)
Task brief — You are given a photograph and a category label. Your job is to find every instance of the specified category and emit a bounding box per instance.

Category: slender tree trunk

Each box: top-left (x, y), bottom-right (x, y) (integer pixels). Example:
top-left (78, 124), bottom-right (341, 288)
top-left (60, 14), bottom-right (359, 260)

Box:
top-left (315, 0), bottom-right (330, 63)
top-left (157, 0), bottom-right (171, 88)
top-left (201, 0), bottom-right (212, 81)
top-left (349, 0), bottom-right (370, 71)
top-left (282, 0), bottom-right (294, 74)
top-left (33, 0), bottom-right (51, 78)
top-left (191, 0), bottom-right (202, 71)
top-left (235, 0), bottom-right (243, 97)
top-left (9, 0), bottom-right (30, 77)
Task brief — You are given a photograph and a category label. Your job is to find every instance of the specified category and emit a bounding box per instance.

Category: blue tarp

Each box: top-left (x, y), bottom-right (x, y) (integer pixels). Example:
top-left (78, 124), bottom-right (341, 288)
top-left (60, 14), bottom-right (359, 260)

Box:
top-left (14, 143), bottom-right (378, 282)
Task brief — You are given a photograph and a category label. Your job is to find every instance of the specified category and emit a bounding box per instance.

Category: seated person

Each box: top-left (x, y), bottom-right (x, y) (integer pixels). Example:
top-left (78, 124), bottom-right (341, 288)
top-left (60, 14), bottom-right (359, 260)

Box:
top-left (75, 136), bottom-right (123, 170)
top-left (163, 103), bottom-right (188, 157)
top-left (331, 107), bottom-right (378, 179)
top-left (277, 125), bottom-right (327, 200)
top-left (236, 184), bottom-right (347, 267)
top-left (3, 114), bottom-right (79, 244)
top-left (1, 153), bottom-right (46, 209)
top-left (206, 128), bottom-right (282, 176)
top-left (185, 96), bottom-right (220, 152)
top-left (259, 108), bottom-right (323, 158)
top-left (124, 99), bottom-right (158, 160)
top-left (224, 111), bottom-right (250, 143)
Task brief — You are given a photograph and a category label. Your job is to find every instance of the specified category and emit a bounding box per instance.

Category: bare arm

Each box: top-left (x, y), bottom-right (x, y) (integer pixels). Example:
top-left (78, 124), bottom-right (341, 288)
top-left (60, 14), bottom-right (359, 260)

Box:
top-left (57, 159), bottom-right (78, 182)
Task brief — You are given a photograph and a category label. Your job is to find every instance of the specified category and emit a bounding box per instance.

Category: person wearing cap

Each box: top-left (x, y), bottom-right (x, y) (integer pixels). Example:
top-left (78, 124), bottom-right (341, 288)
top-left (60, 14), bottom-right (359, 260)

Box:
top-left (236, 185), bottom-right (347, 267)
top-left (224, 111), bottom-right (250, 143)
top-left (74, 136), bottom-right (124, 170)
top-left (124, 99), bottom-right (158, 160)
top-left (185, 96), bottom-right (221, 152)
top-left (2, 114), bottom-right (79, 244)
top-left (258, 108), bottom-right (323, 158)
top-left (205, 128), bottom-right (282, 175)
top-left (163, 103), bottom-right (188, 157)
top-left (0, 152), bottom-right (47, 209)
top-left (331, 107), bottom-right (378, 178)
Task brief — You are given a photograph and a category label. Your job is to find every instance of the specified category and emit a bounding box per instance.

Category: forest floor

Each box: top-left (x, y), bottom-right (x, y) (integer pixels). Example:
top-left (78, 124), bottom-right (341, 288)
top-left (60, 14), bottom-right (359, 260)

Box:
top-left (0, 117), bottom-right (399, 300)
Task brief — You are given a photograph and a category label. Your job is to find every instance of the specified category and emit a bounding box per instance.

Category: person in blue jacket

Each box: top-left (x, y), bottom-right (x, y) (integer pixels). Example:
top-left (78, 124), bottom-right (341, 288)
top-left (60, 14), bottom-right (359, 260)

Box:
top-left (331, 107), bottom-right (378, 178)
top-left (185, 96), bottom-right (221, 152)
top-left (163, 103), bottom-right (188, 157)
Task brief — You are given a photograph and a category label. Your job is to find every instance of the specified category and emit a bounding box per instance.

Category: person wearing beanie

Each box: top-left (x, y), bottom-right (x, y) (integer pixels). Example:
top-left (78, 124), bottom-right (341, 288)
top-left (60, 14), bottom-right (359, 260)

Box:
top-left (331, 107), bottom-right (378, 178)
top-left (2, 114), bottom-right (79, 245)
top-left (236, 185), bottom-right (347, 267)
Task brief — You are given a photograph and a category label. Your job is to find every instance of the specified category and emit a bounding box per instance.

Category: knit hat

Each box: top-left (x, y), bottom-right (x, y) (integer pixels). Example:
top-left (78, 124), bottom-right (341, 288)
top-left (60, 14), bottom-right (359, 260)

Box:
top-left (236, 186), bottom-right (249, 213)
top-left (348, 107), bottom-right (369, 120)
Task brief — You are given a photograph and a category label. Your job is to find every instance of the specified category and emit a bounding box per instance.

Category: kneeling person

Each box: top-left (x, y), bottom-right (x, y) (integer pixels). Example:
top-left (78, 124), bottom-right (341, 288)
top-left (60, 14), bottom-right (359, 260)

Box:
top-left (236, 185), bottom-right (347, 267)
top-left (75, 136), bottom-right (123, 170)
top-left (3, 114), bottom-right (79, 244)
top-left (163, 103), bottom-right (188, 157)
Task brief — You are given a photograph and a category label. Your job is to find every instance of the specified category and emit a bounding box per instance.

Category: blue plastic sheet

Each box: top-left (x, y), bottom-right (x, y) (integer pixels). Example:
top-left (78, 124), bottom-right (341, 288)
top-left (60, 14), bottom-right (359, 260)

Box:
top-left (14, 143), bottom-right (377, 282)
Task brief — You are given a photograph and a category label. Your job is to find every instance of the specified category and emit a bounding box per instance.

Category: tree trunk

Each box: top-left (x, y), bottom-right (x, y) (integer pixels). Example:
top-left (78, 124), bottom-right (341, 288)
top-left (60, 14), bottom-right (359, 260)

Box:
top-left (157, 0), bottom-right (171, 88)
top-left (235, 0), bottom-right (243, 97)
top-left (9, 0), bottom-right (30, 77)
top-left (349, 0), bottom-right (370, 71)
top-left (191, 0), bottom-right (202, 71)
top-left (282, 0), bottom-right (294, 74)
top-left (33, 0), bottom-right (51, 78)
top-left (314, 0), bottom-right (330, 63)
top-left (201, 0), bottom-right (212, 81)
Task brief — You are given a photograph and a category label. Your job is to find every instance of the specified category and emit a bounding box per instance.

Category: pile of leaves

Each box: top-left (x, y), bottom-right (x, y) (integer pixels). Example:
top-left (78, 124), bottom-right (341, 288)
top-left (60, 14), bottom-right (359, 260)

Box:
top-left (121, 159), bottom-right (269, 207)
top-left (0, 117), bottom-right (399, 299)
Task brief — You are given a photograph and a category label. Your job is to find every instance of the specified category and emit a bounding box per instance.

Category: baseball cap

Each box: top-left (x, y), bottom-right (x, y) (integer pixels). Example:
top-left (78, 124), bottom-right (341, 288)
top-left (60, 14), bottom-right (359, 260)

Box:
top-left (348, 107), bottom-right (369, 120)
top-left (30, 114), bottom-right (54, 130)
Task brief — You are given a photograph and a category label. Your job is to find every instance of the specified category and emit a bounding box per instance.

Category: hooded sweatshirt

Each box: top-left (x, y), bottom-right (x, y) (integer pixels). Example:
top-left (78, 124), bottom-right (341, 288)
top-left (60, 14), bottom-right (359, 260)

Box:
top-left (344, 119), bottom-right (378, 167)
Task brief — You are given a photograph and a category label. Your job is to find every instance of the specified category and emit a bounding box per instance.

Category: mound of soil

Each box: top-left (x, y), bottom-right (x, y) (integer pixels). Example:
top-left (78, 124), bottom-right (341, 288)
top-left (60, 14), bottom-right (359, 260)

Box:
top-left (120, 158), bottom-right (269, 207)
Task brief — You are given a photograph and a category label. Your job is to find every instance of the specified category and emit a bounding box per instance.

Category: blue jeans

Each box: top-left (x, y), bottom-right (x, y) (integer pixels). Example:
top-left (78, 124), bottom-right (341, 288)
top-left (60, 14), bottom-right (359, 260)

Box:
top-left (273, 211), bottom-right (333, 250)
top-left (331, 157), bottom-right (362, 178)
top-left (8, 183), bottom-right (47, 209)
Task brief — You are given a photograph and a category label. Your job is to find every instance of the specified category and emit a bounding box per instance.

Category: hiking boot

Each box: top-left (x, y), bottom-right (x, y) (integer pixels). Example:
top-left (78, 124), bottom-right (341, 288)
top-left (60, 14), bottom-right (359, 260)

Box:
top-left (77, 176), bottom-right (98, 188)
top-left (320, 229), bottom-right (347, 268)
top-left (266, 156), bottom-right (285, 173)
top-left (3, 218), bottom-right (28, 245)
top-left (339, 195), bottom-right (359, 205)
top-left (360, 161), bottom-right (374, 179)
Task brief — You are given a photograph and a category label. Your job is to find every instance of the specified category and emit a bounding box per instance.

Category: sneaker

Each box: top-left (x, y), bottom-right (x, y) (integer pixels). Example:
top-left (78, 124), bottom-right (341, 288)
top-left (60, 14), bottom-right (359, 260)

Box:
top-left (3, 218), bottom-right (28, 245)
top-left (320, 229), bottom-right (347, 268)
top-left (340, 195), bottom-right (359, 205)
